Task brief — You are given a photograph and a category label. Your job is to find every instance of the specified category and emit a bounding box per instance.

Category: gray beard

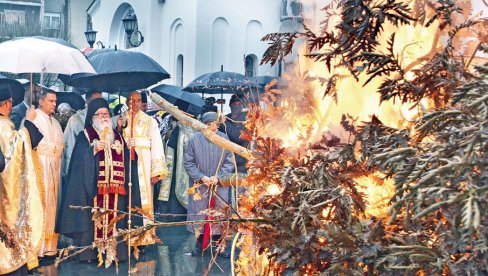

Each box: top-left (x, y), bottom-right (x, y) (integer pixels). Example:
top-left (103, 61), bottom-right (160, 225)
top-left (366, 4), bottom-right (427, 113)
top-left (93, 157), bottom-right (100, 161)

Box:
top-left (93, 119), bottom-right (114, 144)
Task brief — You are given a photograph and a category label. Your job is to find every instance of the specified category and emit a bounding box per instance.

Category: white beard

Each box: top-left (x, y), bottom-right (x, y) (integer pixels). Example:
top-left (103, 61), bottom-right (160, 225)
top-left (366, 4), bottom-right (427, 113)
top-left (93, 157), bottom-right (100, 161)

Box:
top-left (93, 119), bottom-right (114, 144)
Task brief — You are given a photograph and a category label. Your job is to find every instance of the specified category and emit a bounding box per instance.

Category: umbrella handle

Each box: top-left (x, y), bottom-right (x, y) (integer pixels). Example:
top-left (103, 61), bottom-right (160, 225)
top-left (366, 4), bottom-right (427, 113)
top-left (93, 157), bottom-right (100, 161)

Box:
top-left (30, 73), bottom-right (33, 106)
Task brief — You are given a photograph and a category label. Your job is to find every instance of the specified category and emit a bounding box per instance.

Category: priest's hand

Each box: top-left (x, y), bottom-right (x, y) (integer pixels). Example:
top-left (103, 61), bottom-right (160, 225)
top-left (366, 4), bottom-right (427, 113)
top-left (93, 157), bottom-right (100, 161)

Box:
top-left (128, 138), bottom-right (136, 148)
top-left (201, 176), bottom-right (211, 186)
top-left (209, 176), bottom-right (218, 185)
top-left (151, 176), bottom-right (160, 185)
top-left (26, 106), bottom-right (37, 121)
top-left (94, 141), bottom-right (106, 153)
top-left (117, 115), bottom-right (127, 129)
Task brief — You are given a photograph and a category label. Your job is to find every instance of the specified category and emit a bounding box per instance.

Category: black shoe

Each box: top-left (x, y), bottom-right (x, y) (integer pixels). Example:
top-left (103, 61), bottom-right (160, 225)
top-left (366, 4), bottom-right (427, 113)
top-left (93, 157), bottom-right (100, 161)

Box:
top-left (39, 256), bottom-right (57, 266)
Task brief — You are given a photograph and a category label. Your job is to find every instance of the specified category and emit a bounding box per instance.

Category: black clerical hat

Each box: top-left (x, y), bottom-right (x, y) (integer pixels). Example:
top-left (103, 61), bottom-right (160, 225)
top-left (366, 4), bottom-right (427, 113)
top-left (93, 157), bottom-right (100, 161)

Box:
top-left (85, 98), bottom-right (110, 127)
top-left (0, 84), bottom-right (13, 102)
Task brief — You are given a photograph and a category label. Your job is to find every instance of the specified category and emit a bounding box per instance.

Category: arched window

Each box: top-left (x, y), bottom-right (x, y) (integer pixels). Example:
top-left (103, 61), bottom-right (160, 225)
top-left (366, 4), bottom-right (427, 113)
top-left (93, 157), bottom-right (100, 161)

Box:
top-left (245, 54), bottom-right (257, 77)
top-left (176, 54), bottom-right (184, 86)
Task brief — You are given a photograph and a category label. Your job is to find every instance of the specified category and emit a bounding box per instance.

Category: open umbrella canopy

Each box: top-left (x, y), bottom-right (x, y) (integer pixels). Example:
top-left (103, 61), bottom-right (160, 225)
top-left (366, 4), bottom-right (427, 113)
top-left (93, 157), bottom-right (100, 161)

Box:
top-left (252, 76), bottom-right (287, 89)
top-left (151, 84), bottom-right (183, 104)
top-left (0, 74), bottom-right (24, 105)
top-left (68, 49), bottom-right (170, 93)
top-left (55, 92), bottom-right (85, 111)
top-left (29, 36), bottom-right (78, 49)
top-left (0, 37), bottom-right (95, 75)
top-left (182, 70), bottom-right (259, 95)
top-left (151, 84), bottom-right (204, 116)
top-left (85, 48), bottom-right (115, 57)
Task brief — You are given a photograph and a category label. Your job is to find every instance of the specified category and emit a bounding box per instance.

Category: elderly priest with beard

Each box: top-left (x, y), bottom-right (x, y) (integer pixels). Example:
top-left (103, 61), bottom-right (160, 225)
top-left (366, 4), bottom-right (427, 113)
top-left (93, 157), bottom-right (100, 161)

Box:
top-left (0, 88), bottom-right (44, 276)
top-left (56, 98), bottom-right (141, 263)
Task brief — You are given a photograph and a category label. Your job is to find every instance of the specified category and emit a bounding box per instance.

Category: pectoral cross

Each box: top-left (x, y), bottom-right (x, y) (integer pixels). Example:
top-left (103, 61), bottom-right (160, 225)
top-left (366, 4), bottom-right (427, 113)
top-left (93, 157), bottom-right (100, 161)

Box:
top-left (101, 127), bottom-right (110, 148)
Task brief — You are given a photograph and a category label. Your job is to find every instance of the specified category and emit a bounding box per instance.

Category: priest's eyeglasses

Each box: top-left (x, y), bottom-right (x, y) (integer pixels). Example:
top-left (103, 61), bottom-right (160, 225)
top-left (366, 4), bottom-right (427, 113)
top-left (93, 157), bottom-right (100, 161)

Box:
top-left (94, 112), bottom-right (111, 118)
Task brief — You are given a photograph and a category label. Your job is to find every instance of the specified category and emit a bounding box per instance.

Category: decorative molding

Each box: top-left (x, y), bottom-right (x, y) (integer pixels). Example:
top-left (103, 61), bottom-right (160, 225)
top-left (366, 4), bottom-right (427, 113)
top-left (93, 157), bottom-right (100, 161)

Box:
top-left (87, 0), bottom-right (100, 16)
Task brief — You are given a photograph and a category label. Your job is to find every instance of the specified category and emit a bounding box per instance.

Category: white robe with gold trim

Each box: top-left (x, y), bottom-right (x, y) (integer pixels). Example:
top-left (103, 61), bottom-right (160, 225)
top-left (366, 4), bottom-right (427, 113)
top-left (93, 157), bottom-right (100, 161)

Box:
top-left (122, 111), bottom-right (167, 245)
top-left (31, 109), bottom-right (64, 257)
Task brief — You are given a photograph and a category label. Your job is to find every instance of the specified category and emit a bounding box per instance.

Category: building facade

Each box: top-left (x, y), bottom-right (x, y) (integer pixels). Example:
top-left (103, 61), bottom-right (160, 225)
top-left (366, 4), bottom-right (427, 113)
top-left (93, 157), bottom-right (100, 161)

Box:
top-left (75, 0), bottom-right (313, 88)
top-left (0, 0), bottom-right (67, 40)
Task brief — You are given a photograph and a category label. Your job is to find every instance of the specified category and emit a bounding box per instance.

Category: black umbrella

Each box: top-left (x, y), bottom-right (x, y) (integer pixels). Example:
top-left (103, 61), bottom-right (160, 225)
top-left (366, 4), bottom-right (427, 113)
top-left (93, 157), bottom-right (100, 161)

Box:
top-left (85, 48), bottom-right (115, 57)
top-left (151, 84), bottom-right (183, 104)
top-left (55, 92), bottom-right (85, 111)
top-left (68, 49), bottom-right (170, 93)
top-left (151, 84), bottom-right (204, 116)
top-left (58, 48), bottom-right (115, 85)
top-left (252, 76), bottom-right (286, 89)
top-left (183, 66), bottom-right (258, 111)
top-left (244, 76), bottom-right (287, 104)
top-left (183, 67), bottom-right (258, 95)
top-left (0, 74), bottom-right (24, 106)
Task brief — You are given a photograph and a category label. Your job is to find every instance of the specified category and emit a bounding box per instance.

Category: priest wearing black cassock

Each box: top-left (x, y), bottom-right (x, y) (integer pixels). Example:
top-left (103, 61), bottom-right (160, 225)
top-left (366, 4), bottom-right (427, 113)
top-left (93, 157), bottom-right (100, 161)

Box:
top-left (56, 98), bottom-right (141, 263)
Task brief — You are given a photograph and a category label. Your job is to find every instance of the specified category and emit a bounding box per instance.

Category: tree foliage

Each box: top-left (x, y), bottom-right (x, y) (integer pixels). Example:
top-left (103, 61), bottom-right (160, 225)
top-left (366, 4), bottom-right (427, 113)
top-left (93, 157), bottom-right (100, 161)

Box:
top-left (256, 0), bottom-right (488, 274)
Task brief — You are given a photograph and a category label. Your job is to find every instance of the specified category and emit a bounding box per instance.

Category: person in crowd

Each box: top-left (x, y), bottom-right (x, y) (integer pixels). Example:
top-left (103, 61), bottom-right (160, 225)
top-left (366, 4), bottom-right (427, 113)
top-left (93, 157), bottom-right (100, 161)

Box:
top-left (10, 80), bottom-right (42, 130)
top-left (158, 116), bottom-right (195, 222)
top-left (140, 91), bottom-right (149, 113)
top-left (219, 94), bottom-right (249, 173)
top-left (62, 90), bottom-right (102, 178)
top-left (30, 90), bottom-right (64, 259)
top-left (118, 91), bottom-right (167, 246)
top-left (184, 112), bottom-right (235, 257)
top-left (0, 88), bottom-right (44, 275)
top-left (56, 98), bottom-right (141, 263)
top-left (113, 103), bottom-right (125, 116)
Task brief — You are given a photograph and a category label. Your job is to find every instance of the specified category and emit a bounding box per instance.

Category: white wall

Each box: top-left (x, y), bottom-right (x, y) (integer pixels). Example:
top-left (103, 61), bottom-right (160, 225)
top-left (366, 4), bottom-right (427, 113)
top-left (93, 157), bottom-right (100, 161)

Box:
top-left (89, 0), bottom-right (281, 84)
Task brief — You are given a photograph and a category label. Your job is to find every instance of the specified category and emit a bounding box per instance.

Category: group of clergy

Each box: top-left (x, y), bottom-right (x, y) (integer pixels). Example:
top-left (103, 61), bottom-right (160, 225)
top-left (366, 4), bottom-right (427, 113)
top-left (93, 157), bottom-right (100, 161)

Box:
top-left (0, 87), bottom-right (167, 275)
top-left (0, 83), bottom-right (248, 275)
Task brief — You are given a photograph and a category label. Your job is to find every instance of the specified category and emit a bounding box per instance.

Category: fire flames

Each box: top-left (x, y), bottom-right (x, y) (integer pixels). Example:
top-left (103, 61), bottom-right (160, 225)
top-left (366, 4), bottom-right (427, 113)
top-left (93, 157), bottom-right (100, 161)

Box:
top-left (234, 0), bottom-right (487, 274)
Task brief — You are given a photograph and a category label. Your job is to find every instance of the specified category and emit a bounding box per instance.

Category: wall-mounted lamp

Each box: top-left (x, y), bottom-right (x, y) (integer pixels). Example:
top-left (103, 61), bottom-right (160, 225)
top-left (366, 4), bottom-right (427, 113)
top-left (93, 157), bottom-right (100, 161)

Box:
top-left (84, 28), bottom-right (97, 48)
top-left (84, 29), bottom-right (106, 49)
top-left (122, 9), bottom-right (144, 47)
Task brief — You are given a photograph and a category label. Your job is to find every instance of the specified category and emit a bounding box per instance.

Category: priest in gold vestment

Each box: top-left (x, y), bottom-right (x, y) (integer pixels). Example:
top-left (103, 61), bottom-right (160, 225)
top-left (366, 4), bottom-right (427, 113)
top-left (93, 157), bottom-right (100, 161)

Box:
top-left (0, 88), bottom-right (44, 276)
top-left (118, 91), bottom-right (167, 245)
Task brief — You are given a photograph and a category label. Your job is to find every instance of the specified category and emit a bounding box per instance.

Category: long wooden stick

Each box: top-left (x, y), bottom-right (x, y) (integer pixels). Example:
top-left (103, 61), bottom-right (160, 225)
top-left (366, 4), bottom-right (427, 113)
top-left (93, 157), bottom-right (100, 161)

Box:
top-left (149, 92), bottom-right (254, 160)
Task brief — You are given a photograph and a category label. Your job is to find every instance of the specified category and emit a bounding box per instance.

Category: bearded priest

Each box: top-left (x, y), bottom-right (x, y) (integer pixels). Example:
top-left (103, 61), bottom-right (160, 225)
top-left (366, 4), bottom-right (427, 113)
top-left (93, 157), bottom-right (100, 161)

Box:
top-left (0, 87), bottom-right (44, 275)
top-left (56, 98), bottom-right (141, 263)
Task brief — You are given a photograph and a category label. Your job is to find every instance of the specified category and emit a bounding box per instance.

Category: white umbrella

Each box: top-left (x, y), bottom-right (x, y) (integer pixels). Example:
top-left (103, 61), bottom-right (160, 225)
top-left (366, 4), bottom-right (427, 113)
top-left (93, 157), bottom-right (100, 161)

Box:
top-left (0, 37), bottom-right (95, 75)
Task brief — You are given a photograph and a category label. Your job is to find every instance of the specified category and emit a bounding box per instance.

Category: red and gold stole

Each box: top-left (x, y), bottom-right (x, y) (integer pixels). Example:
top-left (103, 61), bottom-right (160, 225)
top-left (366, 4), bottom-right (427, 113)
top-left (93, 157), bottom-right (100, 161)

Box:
top-left (84, 126), bottom-right (126, 195)
top-left (84, 126), bottom-right (127, 242)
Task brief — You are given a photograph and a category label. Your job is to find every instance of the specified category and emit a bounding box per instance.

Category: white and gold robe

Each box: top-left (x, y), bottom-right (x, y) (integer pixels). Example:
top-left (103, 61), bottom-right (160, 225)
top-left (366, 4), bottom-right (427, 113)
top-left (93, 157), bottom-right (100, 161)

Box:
top-left (31, 109), bottom-right (64, 257)
top-left (122, 110), bottom-right (167, 245)
top-left (62, 108), bottom-right (86, 177)
top-left (0, 116), bottom-right (44, 274)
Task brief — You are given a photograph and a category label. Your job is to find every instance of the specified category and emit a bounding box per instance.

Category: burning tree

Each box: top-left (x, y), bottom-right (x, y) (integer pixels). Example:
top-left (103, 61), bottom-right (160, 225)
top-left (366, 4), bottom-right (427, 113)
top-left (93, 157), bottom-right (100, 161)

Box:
top-left (231, 0), bottom-right (488, 275)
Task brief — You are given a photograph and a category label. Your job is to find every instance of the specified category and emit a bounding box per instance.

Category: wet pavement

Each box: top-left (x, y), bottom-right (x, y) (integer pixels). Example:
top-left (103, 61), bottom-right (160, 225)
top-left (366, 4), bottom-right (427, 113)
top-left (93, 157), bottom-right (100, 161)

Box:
top-left (35, 226), bottom-right (232, 275)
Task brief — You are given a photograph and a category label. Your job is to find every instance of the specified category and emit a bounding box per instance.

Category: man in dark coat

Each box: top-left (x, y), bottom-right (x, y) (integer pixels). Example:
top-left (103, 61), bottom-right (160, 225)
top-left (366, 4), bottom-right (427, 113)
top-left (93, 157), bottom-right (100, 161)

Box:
top-left (56, 98), bottom-right (142, 263)
top-left (10, 81), bottom-right (41, 130)
top-left (219, 94), bottom-right (249, 173)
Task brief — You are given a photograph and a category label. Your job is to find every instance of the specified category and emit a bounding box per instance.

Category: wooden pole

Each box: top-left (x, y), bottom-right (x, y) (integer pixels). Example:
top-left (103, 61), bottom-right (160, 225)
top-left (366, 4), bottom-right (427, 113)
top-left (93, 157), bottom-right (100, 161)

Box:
top-left (149, 92), bottom-right (254, 161)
